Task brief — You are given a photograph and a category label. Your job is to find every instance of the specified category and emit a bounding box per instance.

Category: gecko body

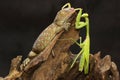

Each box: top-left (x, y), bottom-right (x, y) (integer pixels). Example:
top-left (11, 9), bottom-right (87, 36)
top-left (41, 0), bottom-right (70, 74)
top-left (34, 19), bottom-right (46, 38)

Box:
top-left (29, 7), bottom-right (76, 58)
top-left (21, 6), bottom-right (77, 71)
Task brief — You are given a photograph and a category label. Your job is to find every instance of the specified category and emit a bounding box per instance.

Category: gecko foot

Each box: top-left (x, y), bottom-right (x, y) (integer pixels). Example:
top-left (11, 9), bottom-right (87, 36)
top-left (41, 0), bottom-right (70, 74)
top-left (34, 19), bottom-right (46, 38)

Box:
top-left (20, 58), bottom-right (30, 71)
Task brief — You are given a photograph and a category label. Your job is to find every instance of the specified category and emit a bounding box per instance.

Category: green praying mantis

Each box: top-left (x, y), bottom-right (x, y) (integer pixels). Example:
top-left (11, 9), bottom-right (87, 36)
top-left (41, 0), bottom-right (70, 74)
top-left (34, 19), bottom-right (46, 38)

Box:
top-left (63, 3), bottom-right (90, 74)
top-left (71, 9), bottom-right (90, 74)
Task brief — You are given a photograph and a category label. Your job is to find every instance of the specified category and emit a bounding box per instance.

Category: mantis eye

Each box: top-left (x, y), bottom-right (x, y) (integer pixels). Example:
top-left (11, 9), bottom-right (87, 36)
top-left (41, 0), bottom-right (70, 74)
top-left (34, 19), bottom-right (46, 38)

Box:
top-left (82, 13), bottom-right (89, 17)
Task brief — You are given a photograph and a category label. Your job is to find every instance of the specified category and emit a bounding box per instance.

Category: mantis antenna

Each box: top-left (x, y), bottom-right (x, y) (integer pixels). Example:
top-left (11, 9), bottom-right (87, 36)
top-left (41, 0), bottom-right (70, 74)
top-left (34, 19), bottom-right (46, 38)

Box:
top-left (62, 3), bottom-right (71, 9)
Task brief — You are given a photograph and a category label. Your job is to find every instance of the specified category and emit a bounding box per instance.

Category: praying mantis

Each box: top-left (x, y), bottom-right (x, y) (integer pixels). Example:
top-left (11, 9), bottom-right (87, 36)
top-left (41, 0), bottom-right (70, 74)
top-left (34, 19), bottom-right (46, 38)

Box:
top-left (59, 3), bottom-right (90, 74)
top-left (70, 8), bottom-right (90, 74)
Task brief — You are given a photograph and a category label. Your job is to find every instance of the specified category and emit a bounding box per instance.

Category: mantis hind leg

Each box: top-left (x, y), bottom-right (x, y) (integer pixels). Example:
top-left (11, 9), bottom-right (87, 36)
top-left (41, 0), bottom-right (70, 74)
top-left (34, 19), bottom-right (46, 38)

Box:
top-left (70, 49), bottom-right (83, 69)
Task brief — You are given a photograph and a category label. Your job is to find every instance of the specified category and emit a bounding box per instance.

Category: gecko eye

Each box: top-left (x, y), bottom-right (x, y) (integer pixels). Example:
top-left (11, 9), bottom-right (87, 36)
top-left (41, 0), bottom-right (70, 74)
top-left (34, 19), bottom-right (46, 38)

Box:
top-left (60, 11), bottom-right (66, 15)
top-left (55, 20), bottom-right (64, 26)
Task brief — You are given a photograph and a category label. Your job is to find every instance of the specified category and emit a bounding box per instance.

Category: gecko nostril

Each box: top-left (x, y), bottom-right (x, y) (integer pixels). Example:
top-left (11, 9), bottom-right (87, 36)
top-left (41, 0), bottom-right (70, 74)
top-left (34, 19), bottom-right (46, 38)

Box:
top-left (69, 8), bottom-right (75, 12)
top-left (70, 8), bottom-right (74, 10)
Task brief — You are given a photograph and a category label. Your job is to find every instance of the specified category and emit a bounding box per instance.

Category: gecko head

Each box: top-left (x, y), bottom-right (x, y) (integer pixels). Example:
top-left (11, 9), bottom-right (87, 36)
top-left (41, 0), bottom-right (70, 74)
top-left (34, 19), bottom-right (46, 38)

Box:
top-left (54, 8), bottom-right (76, 26)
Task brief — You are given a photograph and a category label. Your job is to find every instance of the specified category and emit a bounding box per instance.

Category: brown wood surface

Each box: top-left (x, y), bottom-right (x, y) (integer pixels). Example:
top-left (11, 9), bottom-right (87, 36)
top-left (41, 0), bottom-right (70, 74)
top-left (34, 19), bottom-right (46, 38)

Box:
top-left (1, 25), bottom-right (119, 80)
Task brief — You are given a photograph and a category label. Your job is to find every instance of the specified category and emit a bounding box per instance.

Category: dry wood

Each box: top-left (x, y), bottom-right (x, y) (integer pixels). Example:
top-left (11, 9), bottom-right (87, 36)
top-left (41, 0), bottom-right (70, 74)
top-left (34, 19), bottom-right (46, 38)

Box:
top-left (62, 52), bottom-right (119, 80)
top-left (5, 56), bottom-right (22, 80)
top-left (0, 24), bottom-right (119, 80)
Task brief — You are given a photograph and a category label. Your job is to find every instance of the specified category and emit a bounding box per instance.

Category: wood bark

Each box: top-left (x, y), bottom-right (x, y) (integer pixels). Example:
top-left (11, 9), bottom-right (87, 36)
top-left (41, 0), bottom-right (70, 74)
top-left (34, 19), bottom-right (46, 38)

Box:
top-left (0, 27), bottom-right (119, 80)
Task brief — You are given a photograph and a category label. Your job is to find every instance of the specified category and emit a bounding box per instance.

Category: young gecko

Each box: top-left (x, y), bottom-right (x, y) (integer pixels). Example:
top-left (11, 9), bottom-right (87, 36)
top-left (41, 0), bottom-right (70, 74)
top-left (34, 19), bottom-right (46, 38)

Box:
top-left (21, 3), bottom-right (77, 70)
top-left (31, 7), bottom-right (76, 55)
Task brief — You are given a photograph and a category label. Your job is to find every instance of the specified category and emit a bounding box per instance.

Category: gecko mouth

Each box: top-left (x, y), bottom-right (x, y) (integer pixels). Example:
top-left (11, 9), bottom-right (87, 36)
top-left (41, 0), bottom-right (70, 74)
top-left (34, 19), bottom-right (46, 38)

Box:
top-left (67, 12), bottom-right (77, 25)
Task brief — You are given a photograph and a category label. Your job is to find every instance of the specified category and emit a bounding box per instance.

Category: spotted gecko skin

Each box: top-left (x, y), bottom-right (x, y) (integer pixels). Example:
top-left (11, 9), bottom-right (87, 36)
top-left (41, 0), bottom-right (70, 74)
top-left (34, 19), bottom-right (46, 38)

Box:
top-left (20, 8), bottom-right (76, 70)
top-left (32, 8), bottom-right (76, 54)
top-left (32, 24), bottom-right (60, 53)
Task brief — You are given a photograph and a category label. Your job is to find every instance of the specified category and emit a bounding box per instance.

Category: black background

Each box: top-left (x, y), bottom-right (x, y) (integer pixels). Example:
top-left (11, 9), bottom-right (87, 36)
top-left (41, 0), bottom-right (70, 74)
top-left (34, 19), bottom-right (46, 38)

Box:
top-left (0, 0), bottom-right (120, 76)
